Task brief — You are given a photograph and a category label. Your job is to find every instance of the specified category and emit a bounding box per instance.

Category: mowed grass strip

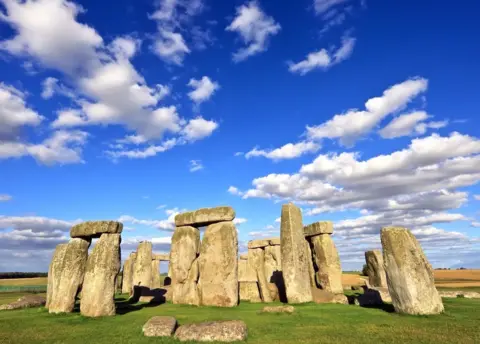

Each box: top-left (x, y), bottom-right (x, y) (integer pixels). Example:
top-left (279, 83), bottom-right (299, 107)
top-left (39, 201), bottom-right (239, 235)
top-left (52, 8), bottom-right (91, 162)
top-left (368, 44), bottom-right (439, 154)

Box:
top-left (0, 296), bottom-right (479, 344)
top-left (0, 277), bottom-right (48, 286)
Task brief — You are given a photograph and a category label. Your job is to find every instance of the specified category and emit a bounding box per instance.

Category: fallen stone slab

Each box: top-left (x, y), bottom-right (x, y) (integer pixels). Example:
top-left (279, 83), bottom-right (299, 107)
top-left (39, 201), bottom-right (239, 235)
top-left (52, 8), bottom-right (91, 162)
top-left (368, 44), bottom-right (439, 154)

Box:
top-left (174, 320), bottom-right (247, 342)
top-left (70, 221), bottom-right (123, 238)
top-left (175, 207), bottom-right (235, 227)
top-left (143, 316), bottom-right (177, 337)
top-left (0, 295), bottom-right (46, 311)
top-left (311, 288), bottom-right (348, 305)
top-left (247, 239), bottom-right (269, 249)
top-left (261, 305), bottom-right (295, 314)
top-left (304, 221), bottom-right (333, 237)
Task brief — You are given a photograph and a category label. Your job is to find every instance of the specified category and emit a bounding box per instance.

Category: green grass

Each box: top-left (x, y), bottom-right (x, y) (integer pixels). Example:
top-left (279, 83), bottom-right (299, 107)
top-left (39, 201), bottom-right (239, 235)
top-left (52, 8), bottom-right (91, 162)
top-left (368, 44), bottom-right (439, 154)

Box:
top-left (0, 294), bottom-right (479, 344)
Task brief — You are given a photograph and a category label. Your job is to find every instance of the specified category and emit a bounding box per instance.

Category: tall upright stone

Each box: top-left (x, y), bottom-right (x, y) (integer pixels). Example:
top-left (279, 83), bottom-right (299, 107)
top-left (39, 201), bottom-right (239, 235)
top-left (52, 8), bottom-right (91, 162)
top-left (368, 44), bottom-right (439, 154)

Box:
top-left (170, 226), bottom-right (200, 305)
top-left (310, 235), bottom-right (343, 294)
top-left (365, 250), bottom-right (387, 288)
top-left (280, 203), bottom-right (312, 303)
top-left (381, 227), bottom-right (443, 315)
top-left (304, 240), bottom-right (316, 288)
top-left (151, 259), bottom-right (162, 289)
top-left (49, 238), bottom-right (90, 313)
top-left (264, 244), bottom-right (281, 284)
top-left (238, 256), bottom-right (261, 302)
top-left (198, 221), bottom-right (238, 307)
top-left (80, 233), bottom-right (121, 317)
top-left (121, 252), bottom-right (136, 294)
top-left (46, 244), bottom-right (68, 309)
top-left (248, 247), bottom-right (272, 302)
top-left (132, 241), bottom-right (153, 298)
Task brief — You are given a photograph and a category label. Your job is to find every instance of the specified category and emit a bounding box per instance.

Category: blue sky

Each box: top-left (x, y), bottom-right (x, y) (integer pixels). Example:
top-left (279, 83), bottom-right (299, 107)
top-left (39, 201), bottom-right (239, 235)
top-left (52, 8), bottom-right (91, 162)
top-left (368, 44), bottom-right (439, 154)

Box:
top-left (1, 0), bottom-right (479, 272)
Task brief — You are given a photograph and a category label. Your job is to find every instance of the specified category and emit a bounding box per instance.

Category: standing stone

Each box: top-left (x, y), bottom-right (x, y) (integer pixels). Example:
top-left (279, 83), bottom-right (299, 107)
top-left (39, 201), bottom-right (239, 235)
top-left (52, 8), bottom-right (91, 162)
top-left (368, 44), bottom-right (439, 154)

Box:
top-left (264, 245), bottom-right (281, 283)
top-left (49, 238), bottom-right (90, 313)
top-left (151, 259), bottom-right (162, 289)
top-left (170, 226), bottom-right (200, 305)
top-left (198, 221), bottom-right (238, 307)
top-left (365, 250), bottom-right (387, 288)
top-left (381, 227), bottom-right (444, 315)
top-left (304, 240), bottom-right (316, 288)
top-left (80, 233), bottom-right (121, 317)
top-left (280, 203), bottom-right (312, 303)
top-left (132, 241), bottom-right (153, 300)
top-left (310, 235), bottom-right (343, 294)
top-left (46, 244), bottom-right (68, 309)
top-left (238, 258), bottom-right (262, 302)
top-left (121, 252), bottom-right (136, 294)
top-left (248, 248), bottom-right (272, 302)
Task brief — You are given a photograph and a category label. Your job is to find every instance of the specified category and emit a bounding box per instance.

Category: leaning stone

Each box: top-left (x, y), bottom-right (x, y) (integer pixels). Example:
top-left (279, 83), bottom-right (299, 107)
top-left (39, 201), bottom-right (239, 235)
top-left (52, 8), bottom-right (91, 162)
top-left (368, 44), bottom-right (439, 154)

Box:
top-left (151, 259), bottom-right (162, 289)
top-left (310, 235), bottom-right (343, 294)
top-left (198, 221), bottom-right (238, 307)
top-left (143, 316), bottom-right (177, 337)
top-left (132, 241), bottom-right (153, 302)
top-left (46, 243), bottom-right (68, 309)
top-left (170, 226), bottom-right (200, 305)
top-left (49, 238), bottom-right (90, 314)
top-left (280, 203), bottom-right (312, 303)
top-left (248, 247), bottom-right (272, 302)
top-left (175, 206), bottom-right (235, 227)
top-left (248, 239), bottom-right (269, 249)
top-left (261, 305), bottom-right (295, 314)
top-left (121, 252), bottom-right (136, 294)
top-left (0, 295), bottom-right (46, 311)
top-left (174, 320), bottom-right (247, 342)
top-left (304, 221), bottom-right (333, 237)
top-left (239, 281), bottom-right (262, 302)
top-left (70, 221), bottom-right (122, 238)
top-left (365, 250), bottom-right (388, 288)
top-left (152, 253), bottom-right (170, 261)
top-left (381, 227), bottom-right (444, 315)
top-left (80, 233), bottom-right (121, 317)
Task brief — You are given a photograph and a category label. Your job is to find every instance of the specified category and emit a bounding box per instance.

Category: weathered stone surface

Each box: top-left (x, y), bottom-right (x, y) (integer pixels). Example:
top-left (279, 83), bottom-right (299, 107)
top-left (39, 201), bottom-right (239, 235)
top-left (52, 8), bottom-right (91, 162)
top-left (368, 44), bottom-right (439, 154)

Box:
top-left (462, 292), bottom-right (480, 299)
top-left (311, 235), bottom-right (343, 294)
top-left (198, 221), bottom-right (238, 307)
top-left (248, 247), bottom-right (272, 302)
top-left (80, 233), bottom-right (121, 317)
top-left (369, 287), bottom-right (392, 303)
top-left (46, 244), bottom-right (68, 309)
top-left (305, 240), bottom-right (316, 288)
top-left (238, 259), bottom-right (256, 282)
top-left (142, 316), bottom-right (177, 337)
top-left (280, 203), bottom-right (312, 303)
top-left (171, 226), bottom-right (200, 305)
top-left (121, 252), bottom-right (136, 294)
top-left (175, 207), bottom-right (235, 227)
top-left (365, 250), bottom-right (387, 288)
top-left (247, 239), bottom-right (269, 249)
top-left (132, 241), bottom-right (153, 301)
top-left (0, 295), bottom-right (46, 311)
top-left (49, 238), bottom-right (90, 314)
top-left (311, 288), bottom-right (348, 305)
top-left (239, 281), bottom-right (262, 302)
top-left (261, 305), bottom-right (295, 314)
top-left (239, 253), bottom-right (248, 260)
top-left (267, 237), bottom-right (281, 246)
top-left (381, 227), bottom-right (444, 315)
top-left (264, 245), bottom-right (281, 283)
top-left (70, 221), bottom-right (122, 238)
top-left (152, 253), bottom-right (170, 261)
top-left (304, 221), bottom-right (333, 237)
top-left (174, 320), bottom-right (247, 342)
top-left (151, 260), bottom-right (162, 289)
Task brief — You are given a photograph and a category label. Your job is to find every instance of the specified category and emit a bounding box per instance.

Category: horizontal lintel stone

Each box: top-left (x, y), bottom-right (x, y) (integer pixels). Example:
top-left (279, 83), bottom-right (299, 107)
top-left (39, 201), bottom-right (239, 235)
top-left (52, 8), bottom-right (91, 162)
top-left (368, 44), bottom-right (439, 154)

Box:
top-left (304, 221), bottom-right (333, 237)
top-left (174, 207), bottom-right (235, 227)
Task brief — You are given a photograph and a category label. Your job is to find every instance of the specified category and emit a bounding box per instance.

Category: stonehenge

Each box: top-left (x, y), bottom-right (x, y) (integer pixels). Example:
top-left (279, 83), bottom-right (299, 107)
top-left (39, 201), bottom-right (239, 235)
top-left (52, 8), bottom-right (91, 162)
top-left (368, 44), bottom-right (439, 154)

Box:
top-left (47, 221), bottom-right (123, 317)
top-left (121, 252), bottom-right (136, 294)
top-left (381, 227), bottom-right (444, 315)
top-left (170, 207), bottom-right (239, 307)
top-left (365, 250), bottom-right (387, 288)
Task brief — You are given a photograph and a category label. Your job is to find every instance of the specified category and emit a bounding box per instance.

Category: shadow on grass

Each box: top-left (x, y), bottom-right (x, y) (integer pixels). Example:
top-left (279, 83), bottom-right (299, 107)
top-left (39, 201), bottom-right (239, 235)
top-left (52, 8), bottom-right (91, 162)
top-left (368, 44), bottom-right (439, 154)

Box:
top-left (346, 289), bottom-right (396, 314)
top-left (115, 287), bottom-right (168, 315)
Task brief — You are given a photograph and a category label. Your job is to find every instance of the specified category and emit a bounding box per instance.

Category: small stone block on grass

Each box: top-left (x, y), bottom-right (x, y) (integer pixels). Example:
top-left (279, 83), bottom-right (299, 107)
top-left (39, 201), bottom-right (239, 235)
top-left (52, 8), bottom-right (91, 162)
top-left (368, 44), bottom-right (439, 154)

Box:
top-left (142, 316), bottom-right (177, 337)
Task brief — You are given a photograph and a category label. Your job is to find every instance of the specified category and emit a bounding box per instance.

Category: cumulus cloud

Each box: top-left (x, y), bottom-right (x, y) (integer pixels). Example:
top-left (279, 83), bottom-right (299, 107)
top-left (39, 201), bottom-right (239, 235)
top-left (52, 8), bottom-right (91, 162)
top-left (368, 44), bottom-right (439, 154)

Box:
top-left (181, 117), bottom-right (219, 142)
top-left (228, 186), bottom-right (243, 196)
top-left (0, 215), bottom-right (73, 232)
top-left (226, 1), bottom-right (281, 62)
top-left (314, 0), bottom-right (349, 15)
top-left (189, 159), bottom-right (203, 172)
top-left (379, 111), bottom-right (447, 139)
top-left (118, 208), bottom-right (183, 231)
top-left (244, 141), bottom-right (320, 160)
top-left (233, 217), bottom-right (247, 225)
top-left (288, 35), bottom-right (355, 75)
top-left (0, 194), bottom-right (12, 202)
top-left (306, 77), bottom-right (428, 146)
top-left (187, 76), bottom-right (220, 104)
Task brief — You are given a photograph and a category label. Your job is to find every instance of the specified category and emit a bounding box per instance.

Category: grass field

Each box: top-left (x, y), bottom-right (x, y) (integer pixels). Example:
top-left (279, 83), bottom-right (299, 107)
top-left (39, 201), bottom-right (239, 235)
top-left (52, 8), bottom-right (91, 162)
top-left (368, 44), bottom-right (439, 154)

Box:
top-left (0, 293), bottom-right (479, 344)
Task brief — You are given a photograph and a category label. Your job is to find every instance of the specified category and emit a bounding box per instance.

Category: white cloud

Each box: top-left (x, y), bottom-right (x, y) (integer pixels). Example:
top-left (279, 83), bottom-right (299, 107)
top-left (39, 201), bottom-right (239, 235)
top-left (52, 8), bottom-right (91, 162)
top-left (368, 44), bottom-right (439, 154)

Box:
top-left (187, 76), bottom-right (219, 104)
top-left (228, 186), bottom-right (243, 196)
top-left (189, 159), bottom-right (203, 172)
top-left (245, 141), bottom-right (320, 160)
top-left (471, 222), bottom-right (480, 228)
top-left (474, 195), bottom-right (480, 201)
top-left (306, 77), bottom-right (428, 146)
top-left (0, 194), bottom-right (12, 201)
top-left (41, 77), bottom-right (58, 99)
top-left (181, 117), bottom-right (219, 142)
top-left (226, 1), bottom-right (281, 62)
top-left (105, 138), bottom-right (177, 160)
top-left (379, 111), bottom-right (447, 139)
top-left (288, 35), bottom-right (355, 75)
top-left (0, 215), bottom-right (73, 232)
top-left (233, 217), bottom-right (247, 225)
top-left (314, 0), bottom-right (349, 15)
top-left (153, 29), bottom-right (190, 65)
top-left (0, 82), bottom-right (44, 136)
top-left (156, 204), bottom-right (167, 209)
top-left (0, 130), bottom-right (89, 165)
top-left (119, 208), bottom-right (182, 231)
